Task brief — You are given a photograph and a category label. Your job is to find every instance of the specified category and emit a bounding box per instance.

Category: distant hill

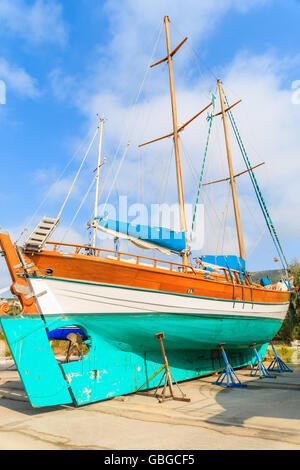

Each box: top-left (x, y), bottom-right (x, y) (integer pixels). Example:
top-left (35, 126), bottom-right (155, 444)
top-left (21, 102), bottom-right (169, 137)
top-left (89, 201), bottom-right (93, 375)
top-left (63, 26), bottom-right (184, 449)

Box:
top-left (250, 269), bottom-right (283, 284)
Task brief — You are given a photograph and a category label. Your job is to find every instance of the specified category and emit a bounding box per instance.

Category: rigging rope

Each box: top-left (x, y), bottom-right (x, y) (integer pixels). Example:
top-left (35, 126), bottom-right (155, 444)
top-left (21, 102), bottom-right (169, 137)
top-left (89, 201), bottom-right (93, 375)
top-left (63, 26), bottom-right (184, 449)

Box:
top-left (15, 125), bottom-right (98, 244)
top-left (224, 94), bottom-right (289, 270)
top-left (57, 128), bottom-right (98, 219)
top-left (171, 22), bottom-right (217, 89)
top-left (161, 145), bottom-right (174, 203)
top-left (61, 177), bottom-right (97, 243)
top-left (101, 142), bottom-right (131, 214)
top-left (92, 22), bottom-right (163, 220)
top-left (190, 91), bottom-right (216, 237)
top-left (217, 182), bottom-right (231, 255)
top-left (236, 181), bottom-right (274, 259)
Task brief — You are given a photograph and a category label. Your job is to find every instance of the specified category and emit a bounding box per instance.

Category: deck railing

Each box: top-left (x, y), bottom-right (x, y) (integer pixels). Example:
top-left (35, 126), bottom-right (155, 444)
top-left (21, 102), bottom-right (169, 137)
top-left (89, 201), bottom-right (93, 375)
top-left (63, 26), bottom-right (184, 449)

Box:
top-left (45, 241), bottom-right (252, 290)
top-left (46, 241), bottom-right (200, 276)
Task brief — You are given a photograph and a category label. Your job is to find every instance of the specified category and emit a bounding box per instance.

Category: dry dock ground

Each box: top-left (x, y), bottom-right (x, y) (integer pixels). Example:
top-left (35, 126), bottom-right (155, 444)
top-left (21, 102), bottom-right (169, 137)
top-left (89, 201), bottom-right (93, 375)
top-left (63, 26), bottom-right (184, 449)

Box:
top-left (0, 361), bottom-right (299, 450)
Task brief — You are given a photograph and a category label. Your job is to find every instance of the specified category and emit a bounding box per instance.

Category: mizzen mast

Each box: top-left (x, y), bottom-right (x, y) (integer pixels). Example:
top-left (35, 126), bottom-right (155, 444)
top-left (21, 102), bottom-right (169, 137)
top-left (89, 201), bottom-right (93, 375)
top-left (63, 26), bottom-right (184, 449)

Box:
top-left (217, 79), bottom-right (245, 260)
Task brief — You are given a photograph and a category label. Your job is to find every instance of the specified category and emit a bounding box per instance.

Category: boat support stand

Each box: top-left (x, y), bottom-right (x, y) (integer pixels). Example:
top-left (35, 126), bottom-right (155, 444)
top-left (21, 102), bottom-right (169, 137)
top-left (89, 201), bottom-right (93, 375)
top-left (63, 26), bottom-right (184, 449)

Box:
top-left (136, 332), bottom-right (191, 403)
top-left (250, 343), bottom-right (276, 379)
top-left (267, 343), bottom-right (293, 373)
top-left (213, 343), bottom-right (247, 388)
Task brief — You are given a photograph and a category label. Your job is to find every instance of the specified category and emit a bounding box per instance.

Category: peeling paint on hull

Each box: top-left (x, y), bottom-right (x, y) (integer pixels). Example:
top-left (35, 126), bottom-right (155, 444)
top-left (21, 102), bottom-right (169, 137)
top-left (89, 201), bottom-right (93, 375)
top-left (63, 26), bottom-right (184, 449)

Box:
top-left (0, 312), bottom-right (278, 407)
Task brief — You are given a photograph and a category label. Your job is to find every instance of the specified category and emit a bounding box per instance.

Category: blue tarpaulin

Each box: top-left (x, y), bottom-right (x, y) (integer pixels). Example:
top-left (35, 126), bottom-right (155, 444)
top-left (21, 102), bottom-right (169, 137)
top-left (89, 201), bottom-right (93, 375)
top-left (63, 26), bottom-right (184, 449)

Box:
top-left (200, 255), bottom-right (251, 285)
top-left (95, 217), bottom-right (186, 253)
top-left (260, 278), bottom-right (271, 287)
top-left (47, 327), bottom-right (88, 341)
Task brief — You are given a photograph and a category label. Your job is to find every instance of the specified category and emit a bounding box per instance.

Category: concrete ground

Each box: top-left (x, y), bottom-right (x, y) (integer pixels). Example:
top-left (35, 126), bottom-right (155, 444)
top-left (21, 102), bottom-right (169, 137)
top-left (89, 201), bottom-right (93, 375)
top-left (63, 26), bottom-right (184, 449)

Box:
top-left (0, 361), bottom-right (299, 450)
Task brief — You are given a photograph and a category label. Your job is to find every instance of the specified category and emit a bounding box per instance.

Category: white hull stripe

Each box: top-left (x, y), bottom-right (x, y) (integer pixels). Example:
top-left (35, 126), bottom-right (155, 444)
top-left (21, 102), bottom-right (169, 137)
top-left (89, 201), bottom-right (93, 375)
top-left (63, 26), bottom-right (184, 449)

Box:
top-left (29, 275), bottom-right (289, 306)
top-left (28, 276), bottom-right (289, 321)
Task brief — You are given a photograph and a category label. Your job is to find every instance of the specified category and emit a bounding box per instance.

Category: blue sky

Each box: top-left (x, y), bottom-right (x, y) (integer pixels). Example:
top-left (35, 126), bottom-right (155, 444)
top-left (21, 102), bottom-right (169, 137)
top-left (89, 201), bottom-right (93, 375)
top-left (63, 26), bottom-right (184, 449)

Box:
top-left (0, 0), bottom-right (300, 288)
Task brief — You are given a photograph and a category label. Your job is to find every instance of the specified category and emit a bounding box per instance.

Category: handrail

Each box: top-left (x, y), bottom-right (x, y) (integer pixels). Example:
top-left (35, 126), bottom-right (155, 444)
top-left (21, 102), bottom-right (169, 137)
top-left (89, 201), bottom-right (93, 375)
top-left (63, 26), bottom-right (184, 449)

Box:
top-left (45, 241), bottom-right (255, 291)
top-left (46, 241), bottom-right (198, 276)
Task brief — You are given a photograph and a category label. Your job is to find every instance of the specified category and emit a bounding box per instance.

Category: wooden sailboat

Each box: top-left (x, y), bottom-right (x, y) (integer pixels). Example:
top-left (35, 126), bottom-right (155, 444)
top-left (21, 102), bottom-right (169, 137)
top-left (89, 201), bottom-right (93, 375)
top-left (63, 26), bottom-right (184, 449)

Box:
top-left (0, 16), bottom-right (292, 407)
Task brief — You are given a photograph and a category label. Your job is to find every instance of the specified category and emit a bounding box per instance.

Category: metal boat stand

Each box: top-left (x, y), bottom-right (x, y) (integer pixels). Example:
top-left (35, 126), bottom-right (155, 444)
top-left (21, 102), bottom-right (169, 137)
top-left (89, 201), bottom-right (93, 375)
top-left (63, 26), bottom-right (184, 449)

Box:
top-left (136, 332), bottom-right (191, 403)
top-left (267, 342), bottom-right (293, 373)
top-left (213, 343), bottom-right (247, 388)
top-left (250, 343), bottom-right (276, 379)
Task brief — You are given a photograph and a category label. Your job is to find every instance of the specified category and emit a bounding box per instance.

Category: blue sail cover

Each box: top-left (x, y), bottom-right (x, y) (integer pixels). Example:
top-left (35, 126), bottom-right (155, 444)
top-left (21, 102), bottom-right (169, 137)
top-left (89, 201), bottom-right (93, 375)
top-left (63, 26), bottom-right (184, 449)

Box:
top-left (95, 217), bottom-right (186, 253)
top-left (200, 255), bottom-right (251, 285)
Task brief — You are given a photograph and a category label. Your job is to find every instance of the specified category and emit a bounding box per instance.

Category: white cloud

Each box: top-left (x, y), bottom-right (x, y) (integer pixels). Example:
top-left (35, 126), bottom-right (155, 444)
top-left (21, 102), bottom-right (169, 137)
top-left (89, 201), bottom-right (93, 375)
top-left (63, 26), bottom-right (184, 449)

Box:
top-left (103, 0), bottom-right (270, 57)
top-left (49, 68), bottom-right (76, 101)
top-left (48, 225), bottom-right (86, 246)
top-left (50, 0), bottom-right (269, 110)
top-left (222, 52), bottom-right (300, 239)
top-left (0, 57), bottom-right (40, 98)
top-left (0, 0), bottom-right (67, 46)
top-left (44, 0), bottom-right (300, 263)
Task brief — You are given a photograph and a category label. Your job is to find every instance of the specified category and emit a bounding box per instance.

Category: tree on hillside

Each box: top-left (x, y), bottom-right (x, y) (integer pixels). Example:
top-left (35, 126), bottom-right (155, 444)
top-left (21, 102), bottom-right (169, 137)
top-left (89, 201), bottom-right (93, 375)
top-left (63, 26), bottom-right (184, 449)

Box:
top-left (276, 259), bottom-right (300, 343)
top-left (289, 259), bottom-right (300, 336)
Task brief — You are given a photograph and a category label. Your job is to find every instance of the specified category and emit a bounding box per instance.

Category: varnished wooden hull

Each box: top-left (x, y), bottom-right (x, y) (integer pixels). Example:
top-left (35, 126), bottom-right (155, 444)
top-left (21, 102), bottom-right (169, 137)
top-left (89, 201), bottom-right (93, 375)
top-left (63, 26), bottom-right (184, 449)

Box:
top-left (28, 249), bottom-right (290, 306)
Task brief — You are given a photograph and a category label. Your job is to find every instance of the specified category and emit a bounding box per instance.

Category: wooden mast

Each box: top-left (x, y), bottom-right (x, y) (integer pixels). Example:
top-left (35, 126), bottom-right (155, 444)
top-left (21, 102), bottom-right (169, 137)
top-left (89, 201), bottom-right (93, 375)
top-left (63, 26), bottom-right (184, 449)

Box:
top-left (164, 15), bottom-right (188, 265)
top-left (92, 117), bottom-right (104, 248)
top-left (217, 79), bottom-right (245, 260)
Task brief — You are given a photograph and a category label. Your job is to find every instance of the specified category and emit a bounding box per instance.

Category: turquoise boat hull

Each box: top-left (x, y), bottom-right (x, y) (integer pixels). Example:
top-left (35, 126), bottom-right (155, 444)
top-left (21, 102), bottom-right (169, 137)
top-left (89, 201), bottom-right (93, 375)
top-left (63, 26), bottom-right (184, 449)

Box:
top-left (0, 312), bottom-right (281, 408)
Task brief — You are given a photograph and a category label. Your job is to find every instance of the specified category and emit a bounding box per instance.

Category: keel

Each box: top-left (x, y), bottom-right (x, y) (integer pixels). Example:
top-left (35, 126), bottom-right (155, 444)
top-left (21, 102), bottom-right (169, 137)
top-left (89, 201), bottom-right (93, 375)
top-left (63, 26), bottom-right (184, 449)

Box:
top-left (0, 316), bottom-right (72, 407)
top-left (1, 314), bottom-right (268, 408)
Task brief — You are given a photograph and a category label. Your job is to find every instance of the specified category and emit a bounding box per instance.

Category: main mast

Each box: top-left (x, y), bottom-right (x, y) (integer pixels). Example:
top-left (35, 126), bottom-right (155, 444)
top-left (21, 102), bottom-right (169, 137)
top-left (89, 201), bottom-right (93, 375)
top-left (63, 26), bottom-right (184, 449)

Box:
top-left (217, 79), bottom-right (245, 260)
top-left (139, 17), bottom-right (213, 264)
top-left (92, 117), bottom-right (104, 248)
top-left (164, 16), bottom-right (188, 265)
